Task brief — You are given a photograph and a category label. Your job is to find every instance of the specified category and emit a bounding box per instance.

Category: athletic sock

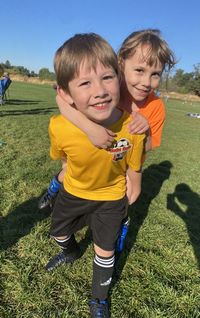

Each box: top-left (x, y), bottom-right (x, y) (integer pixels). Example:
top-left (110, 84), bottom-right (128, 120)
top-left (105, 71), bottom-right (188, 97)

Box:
top-left (92, 254), bottom-right (115, 301)
top-left (54, 235), bottom-right (78, 255)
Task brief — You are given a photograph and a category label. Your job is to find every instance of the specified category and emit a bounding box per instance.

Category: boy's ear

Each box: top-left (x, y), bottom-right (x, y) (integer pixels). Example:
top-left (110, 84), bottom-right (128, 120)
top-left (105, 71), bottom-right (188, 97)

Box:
top-left (57, 87), bottom-right (74, 105)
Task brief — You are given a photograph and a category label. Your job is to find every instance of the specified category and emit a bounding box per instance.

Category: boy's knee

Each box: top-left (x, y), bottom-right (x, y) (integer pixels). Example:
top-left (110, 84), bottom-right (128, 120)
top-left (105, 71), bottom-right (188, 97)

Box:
top-left (94, 244), bottom-right (114, 258)
top-left (53, 235), bottom-right (69, 241)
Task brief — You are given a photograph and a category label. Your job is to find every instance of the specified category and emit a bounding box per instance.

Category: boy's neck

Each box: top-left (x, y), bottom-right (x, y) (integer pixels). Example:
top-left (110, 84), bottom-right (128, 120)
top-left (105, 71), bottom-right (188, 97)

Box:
top-left (97, 108), bottom-right (123, 128)
top-left (120, 85), bottom-right (149, 112)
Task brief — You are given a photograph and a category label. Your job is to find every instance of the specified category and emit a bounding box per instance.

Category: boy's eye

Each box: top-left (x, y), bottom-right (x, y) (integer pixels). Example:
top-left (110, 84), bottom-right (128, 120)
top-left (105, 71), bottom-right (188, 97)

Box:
top-left (79, 81), bottom-right (90, 87)
top-left (152, 73), bottom-right (161, 78)
top-left (103, 74), bottom-right (115, 80)
top-left (135, 68), bottom-right (143, 73)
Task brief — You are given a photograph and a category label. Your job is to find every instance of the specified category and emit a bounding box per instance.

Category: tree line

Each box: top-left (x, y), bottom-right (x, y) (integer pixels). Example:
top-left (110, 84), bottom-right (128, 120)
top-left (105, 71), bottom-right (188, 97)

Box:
top-left (160, 63), bottom-right (200, 96)
top-left (1, 60), bottom-right (200, 97)
top-left (0, 60), bottom-right (55, 81)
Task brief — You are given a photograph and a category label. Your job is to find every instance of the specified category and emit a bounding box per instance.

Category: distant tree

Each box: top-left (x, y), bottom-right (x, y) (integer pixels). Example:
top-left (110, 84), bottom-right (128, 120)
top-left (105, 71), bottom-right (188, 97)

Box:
top-left (190, 63), bottom-right (200, 96)
top-left (169, 68), bottom-right (194, 93)
top-left (30, 70), bottom-right (38, 77)
top-left (16, 66), bottom-right (31, 76)
top-left (38, 68), bottom-right (55, 81)
top-left (5, 60), bottom-right (11, 69)
top-left (159, 70), bottom-right (175, 92)
top-left (0, 64), bottom-right (4, 77)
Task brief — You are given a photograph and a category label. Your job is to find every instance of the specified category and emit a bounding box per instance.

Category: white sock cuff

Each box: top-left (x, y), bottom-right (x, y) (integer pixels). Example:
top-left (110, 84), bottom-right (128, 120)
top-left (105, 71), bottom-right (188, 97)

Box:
top-left (54, 236), bottom-right (71, 243)
top-left (94, 254), bottom-right (115, 268)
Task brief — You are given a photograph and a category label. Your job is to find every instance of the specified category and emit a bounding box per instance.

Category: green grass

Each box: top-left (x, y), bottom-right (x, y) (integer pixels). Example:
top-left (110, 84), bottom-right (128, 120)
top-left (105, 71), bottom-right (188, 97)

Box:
top-left (0, 82), bottom-right (200, 318)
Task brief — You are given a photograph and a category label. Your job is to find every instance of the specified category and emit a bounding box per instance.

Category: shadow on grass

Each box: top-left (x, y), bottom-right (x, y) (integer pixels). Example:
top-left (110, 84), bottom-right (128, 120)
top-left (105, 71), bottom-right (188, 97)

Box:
top-left (0, 107), bottom-right (57, 116)
top-left (0, 197), bottom-right (51, 251)
top-left (111, 160), bottom-right (173, 287)
top-left (3, 99), bottom-right (42, 105)
top-left (167, 183), bottom-right (200, 269)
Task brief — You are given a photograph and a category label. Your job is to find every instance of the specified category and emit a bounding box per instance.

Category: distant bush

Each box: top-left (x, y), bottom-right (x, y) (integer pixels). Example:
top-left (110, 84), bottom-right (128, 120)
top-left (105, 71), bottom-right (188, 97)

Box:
top-left (38, 68), bottom-right (55, 81)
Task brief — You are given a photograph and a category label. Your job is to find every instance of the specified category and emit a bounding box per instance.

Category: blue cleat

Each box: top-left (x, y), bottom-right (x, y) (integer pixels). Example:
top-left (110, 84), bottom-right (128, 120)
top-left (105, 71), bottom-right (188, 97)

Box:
top-left (89, 299), bottom-right (110, 318)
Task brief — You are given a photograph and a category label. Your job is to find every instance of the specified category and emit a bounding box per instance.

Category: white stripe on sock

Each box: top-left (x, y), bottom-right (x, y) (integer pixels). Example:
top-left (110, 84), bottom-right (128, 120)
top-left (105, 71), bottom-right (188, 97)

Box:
top-left (94, 255), bottom-right (115, 268)
top-left (54, 236), bottom-right (71, 243)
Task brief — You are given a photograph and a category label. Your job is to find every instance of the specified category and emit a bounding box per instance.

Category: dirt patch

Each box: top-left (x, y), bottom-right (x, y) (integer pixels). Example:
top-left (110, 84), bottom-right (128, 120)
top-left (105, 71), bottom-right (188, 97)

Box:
top-left (10, 74), bottom-right (55, 85)
top-left (161, 91), bottom-right (200, 102)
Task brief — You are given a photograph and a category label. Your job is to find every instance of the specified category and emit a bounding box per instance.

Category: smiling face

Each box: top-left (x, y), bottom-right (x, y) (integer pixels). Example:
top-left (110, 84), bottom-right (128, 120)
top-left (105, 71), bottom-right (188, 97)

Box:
top-left (63, 59), bottom-right (120, 125)
top-left (123, 45), bottom-right (163, 106)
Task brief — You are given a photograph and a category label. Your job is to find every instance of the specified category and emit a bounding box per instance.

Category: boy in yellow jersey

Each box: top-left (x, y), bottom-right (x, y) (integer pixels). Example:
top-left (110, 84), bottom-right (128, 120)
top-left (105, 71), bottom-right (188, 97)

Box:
top-left (46, 33), bottom-right (145, 318)
top-left (39, 29), bottom-right (175, 212)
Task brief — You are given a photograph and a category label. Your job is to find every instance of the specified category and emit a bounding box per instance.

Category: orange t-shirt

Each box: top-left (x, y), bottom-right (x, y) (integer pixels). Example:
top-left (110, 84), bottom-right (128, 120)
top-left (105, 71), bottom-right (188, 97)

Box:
top-left (137, 92), bottom-right (165, 148)
top-left (120, 90), bottom-right (166, 149)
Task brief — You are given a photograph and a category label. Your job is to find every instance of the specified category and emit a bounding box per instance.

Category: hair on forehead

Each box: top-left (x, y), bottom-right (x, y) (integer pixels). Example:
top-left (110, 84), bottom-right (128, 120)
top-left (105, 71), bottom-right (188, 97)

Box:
top-left (118, 29), bottom-right (176, 71)
top-left (54, 33), bottom-right (119, 91)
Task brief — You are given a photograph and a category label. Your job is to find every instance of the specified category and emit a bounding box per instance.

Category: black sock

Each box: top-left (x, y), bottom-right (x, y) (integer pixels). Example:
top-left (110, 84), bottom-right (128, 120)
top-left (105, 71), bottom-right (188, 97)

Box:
top-left (54, 235), bottom-right (78, 255)
top-left (92, 254), bottom-right (115, 301)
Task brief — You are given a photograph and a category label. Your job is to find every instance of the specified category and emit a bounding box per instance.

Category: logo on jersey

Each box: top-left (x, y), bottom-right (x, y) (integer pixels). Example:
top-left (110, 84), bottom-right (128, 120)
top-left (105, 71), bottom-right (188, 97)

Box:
top-left (108, 138), bottom-right (132, 161)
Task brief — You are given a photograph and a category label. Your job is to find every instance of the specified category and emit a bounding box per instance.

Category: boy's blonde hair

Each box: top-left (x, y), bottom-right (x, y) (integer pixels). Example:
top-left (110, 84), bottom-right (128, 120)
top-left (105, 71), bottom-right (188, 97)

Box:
top-left (54, 33), bottom-right (119, 92)
top-left (118, 29), bottom-right (176, 72)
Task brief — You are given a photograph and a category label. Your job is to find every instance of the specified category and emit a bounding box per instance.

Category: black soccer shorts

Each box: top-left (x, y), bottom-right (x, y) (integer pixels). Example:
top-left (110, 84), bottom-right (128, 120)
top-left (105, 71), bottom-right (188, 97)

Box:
top-left (50, 185), bottom-right (128, 251)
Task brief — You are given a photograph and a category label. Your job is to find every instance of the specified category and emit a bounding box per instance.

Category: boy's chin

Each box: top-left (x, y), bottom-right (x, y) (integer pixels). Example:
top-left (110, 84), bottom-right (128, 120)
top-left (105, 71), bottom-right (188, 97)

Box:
top-left (90, 115), bottom-right (110, 124)
top-left (92, 108), bottom-right (122, 126)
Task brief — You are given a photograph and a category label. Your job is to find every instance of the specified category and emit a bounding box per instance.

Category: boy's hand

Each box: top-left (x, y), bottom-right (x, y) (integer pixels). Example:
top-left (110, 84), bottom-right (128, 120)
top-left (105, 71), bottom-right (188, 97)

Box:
top-left (128, 111), bottom-right (149, 134)
top-left (56, 94), bottom-right (116, 149)
top-left (88, 127), bottom-right (116, 149)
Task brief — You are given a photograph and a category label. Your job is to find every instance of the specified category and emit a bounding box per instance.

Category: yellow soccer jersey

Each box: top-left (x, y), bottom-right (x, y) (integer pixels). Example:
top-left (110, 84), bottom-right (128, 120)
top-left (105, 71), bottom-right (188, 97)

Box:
top-left (49, 111), bottom-right (145, 201)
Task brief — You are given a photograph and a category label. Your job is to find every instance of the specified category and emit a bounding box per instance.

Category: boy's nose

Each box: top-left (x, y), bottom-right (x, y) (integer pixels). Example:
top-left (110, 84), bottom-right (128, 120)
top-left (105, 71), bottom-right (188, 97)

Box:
top-left (142, 75), bottom-right (151, 87)
top-left (93, 82), bottom-right (107, 98)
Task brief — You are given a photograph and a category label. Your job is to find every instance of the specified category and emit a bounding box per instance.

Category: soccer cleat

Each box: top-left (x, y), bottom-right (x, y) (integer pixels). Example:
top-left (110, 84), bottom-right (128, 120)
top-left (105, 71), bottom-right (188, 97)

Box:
top-left (38, 191), bottom-right (57, 210)
top-left (89, 299), bottom-right (110, 318)
top-left (45, 246), bottom-right (81, 271)
top-left (115, 217), bottom-right (130, 253)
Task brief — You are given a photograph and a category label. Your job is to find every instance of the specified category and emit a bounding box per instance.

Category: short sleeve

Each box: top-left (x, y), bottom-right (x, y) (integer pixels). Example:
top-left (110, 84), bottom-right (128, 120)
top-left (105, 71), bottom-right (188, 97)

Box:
top-left (48, 117), bottom-right (65, 160)
top-left (127, 134), bottom-right (145, 171)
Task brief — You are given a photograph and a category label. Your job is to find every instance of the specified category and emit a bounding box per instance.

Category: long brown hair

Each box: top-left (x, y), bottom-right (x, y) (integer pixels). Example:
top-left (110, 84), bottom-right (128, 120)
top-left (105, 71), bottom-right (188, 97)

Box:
top-left (118, 29), bottom-right (176, 72)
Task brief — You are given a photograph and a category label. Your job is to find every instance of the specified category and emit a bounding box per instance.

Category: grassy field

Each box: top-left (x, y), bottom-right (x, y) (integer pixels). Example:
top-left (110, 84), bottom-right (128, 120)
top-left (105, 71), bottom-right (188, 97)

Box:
top-left (0, 81), bottom-right (200, 318)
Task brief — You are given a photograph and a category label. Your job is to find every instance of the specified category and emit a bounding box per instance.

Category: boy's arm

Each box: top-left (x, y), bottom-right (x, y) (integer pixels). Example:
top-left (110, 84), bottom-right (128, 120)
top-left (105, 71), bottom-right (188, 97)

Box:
top-left (145, 129), bottom-right (152, 152)
top-left (128, 111), bottom-right (152, 152)
top-left (126, 133), bottom-right (145, 204)
top-left (126, 167), bottom-right (142, 205)
top-left (56, 95), bottom-right (116, 148)
top-left (61, 158), bottom-right (67, 170)
top-left (128, 111), bottom-right (149, 134)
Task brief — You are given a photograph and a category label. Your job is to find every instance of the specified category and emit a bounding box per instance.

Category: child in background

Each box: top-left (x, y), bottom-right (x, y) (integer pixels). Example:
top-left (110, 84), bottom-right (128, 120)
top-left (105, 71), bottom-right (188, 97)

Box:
top-left (46, 32), bottom-right (145, 317)
top-left (39, 29), bottom-right (175, 250)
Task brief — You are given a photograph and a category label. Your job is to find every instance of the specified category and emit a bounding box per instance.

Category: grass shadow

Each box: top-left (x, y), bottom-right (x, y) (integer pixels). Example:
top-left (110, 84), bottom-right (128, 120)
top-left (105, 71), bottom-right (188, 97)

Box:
top-left (0, 107), bottom-right (57, 116)
top-left (0, 197), bottom-right (51, 251)
top-left (167, 183), bottom-right (200, 269)
top-left (112, 160), bottom-right (173, 286)
top-left (3, 99), bottom-right (42, 105)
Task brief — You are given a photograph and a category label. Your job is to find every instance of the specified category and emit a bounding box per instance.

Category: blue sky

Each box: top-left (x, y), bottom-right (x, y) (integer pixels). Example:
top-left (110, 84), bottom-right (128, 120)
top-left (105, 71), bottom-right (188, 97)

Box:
top-left (1, 0), bottom-right (200, 74)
